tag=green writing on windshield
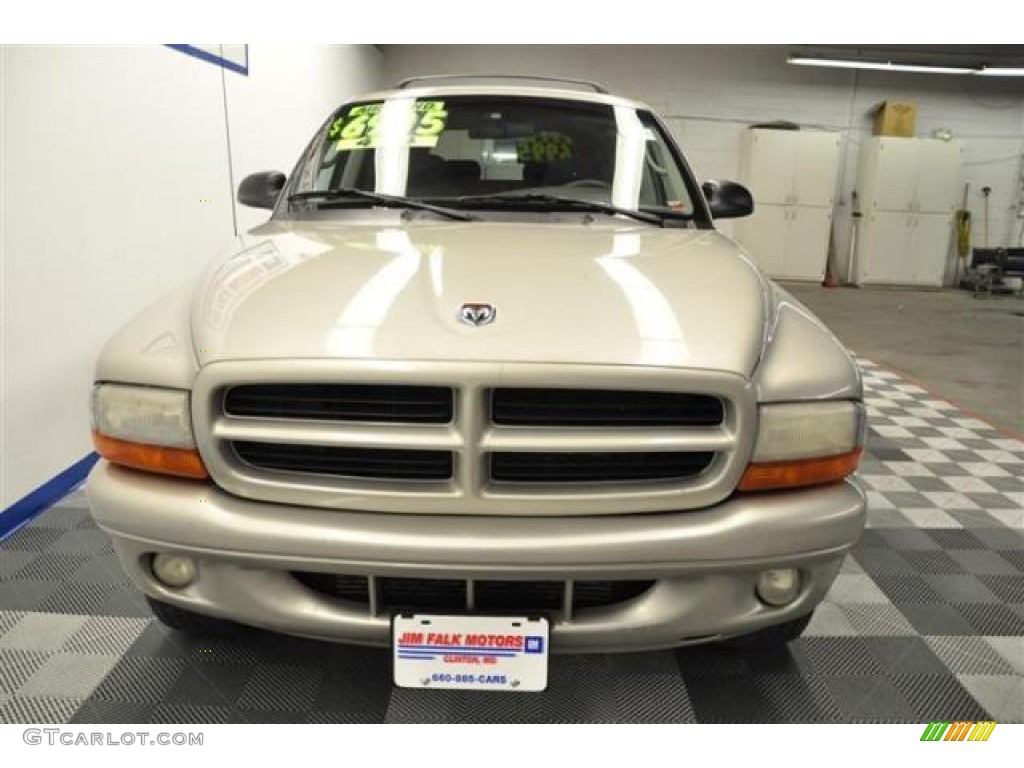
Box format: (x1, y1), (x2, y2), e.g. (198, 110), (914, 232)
(328, 101), (448, 150)
(517, 132), (573, 162)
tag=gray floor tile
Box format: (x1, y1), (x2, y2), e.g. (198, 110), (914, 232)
(839, 603), (917, 637)
(898, 603), (977, 635)
(888, 673), (990, 721)
(949, 549), (1019, 576)
(19, 652), (121, 698)
(0, 610), (27, 637)
(0, 613), (90, 652)
(825, 574), (892, 604)
(862, 637), (951, 676)
(0, 551), (37, 579)
(956, 675), (1024, 723)
(924, 574), (1002, 604)
(0, 649), (51, 694)
(237, 665), (322, 711)
(0, 580), (60, 611)
(805, 602), (860, 636)
(924, 635), (1017, 675)
(62, 616), (151, 655)
(820, 675), (916, 722)
(982, 636), (1024, 675)
(0, 695), (81, 724)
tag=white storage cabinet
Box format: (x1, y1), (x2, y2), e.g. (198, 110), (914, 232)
(852, 137), (962, 287)
(733, 129), (842, 281)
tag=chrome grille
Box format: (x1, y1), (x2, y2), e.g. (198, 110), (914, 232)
(192, 360), (755, 516)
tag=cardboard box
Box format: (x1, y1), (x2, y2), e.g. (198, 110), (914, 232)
(871, 101), (917, 137)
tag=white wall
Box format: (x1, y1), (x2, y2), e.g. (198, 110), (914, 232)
(1, 44), (383, 508)
(383, 45), (1024, 269)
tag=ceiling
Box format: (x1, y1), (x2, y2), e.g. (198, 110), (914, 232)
(793, 45), (1024, 69)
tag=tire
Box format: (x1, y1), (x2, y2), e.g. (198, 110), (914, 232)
(724, 612), (813, 649)
(146, 597), (240, 637)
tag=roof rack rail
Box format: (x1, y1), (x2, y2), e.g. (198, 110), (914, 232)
(396, 74), (609, 95)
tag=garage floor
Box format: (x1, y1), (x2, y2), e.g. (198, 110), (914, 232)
(787, 284), (1024, 435)
(1, 354), (1021, 723)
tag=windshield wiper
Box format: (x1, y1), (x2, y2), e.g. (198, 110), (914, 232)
(444, 193), (667, 226)
(288, 188), (477, 222)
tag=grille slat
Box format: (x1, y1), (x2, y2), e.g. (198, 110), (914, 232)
(492, 388), (724, 427)
(233, 441), (453, 481)
(490, 451), (714, 483)
(294, 573), (655, 613)
(225, 384), (453, 424)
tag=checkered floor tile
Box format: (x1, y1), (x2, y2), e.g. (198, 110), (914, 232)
(1, 359), (1021, 723)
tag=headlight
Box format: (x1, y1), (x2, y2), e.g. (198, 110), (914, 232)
(739, 401), (864, 491)
(91, 384), (207, 478)
(92, 384), (195, 447)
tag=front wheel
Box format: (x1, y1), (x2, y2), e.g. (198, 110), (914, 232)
(725, 612), (813, 648)
(146, 597), (240, 637)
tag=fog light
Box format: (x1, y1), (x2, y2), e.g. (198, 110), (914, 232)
(756, 568), (800, 606)
(152, 554), (197, 588)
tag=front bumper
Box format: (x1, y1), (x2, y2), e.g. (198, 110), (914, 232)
(87, 461), (866, 652)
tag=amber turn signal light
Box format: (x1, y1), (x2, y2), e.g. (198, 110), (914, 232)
(91, 431), (209, 479)
(738, 448), (862, 492)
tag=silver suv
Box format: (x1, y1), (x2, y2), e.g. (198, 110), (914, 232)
(87, 75), (865, 690)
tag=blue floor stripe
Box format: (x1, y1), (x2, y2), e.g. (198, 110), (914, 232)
(0, 453), (100, 540)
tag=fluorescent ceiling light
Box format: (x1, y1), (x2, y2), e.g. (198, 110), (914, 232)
(788, 56), (974, 75)
(977, 66), (1024, 76)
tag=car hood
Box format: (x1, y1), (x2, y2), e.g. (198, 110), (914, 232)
(192, 219), (769, 375)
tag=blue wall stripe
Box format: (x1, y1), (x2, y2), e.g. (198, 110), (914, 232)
(167, 44), (249, 76)
(0, 453), (100, 540)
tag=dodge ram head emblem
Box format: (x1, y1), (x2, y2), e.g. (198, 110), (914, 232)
(458, 302), (497, 327)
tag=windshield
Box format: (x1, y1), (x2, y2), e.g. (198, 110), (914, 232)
(288, 95), (698, 217)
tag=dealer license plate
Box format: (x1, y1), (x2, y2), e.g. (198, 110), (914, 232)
(392, 614), (549, 692)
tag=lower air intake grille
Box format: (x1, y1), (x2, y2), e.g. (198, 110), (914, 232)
(232, 442), (453, 481)
(490, 451), (714, 483)
(294, 574), (655, 614)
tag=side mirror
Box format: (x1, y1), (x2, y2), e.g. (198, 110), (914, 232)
(238, 171), (287, 210)
(702, 180), (754, 219)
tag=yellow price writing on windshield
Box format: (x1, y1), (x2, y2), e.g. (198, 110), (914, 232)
(329, 101), (448, 150)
